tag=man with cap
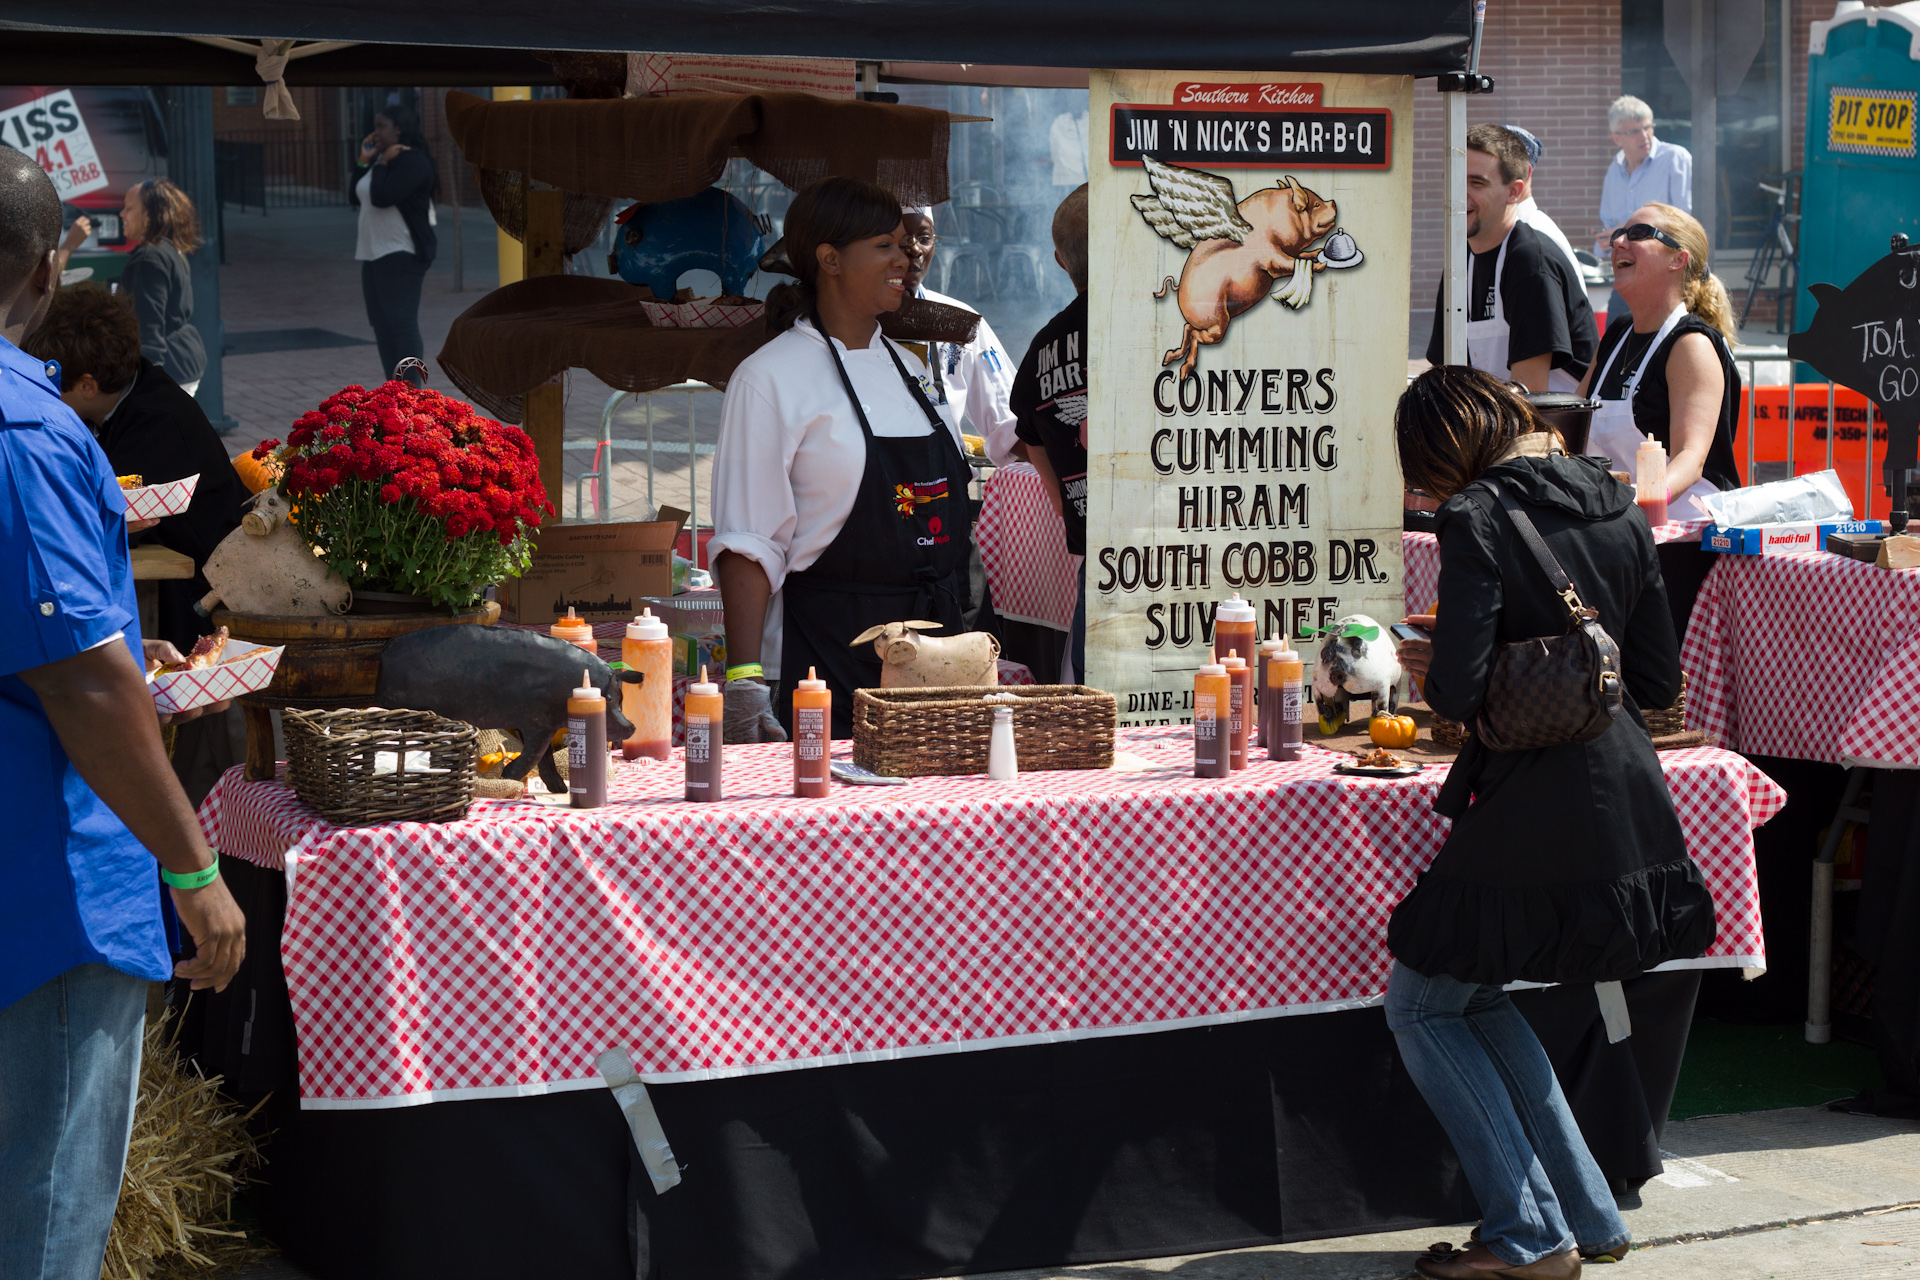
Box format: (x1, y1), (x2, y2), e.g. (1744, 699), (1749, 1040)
(898, 206), (1020, 467)
(1504, 124), (1587, 287)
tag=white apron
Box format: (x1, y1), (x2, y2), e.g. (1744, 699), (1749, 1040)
(1465, 232), (1583, 395)
(1585, 304), (1720, 518)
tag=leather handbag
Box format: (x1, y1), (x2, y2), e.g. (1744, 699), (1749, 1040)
(1469, 478), (1625, 752)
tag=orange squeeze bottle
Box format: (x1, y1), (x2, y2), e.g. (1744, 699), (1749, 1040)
(684, 665), (724, 802)
(791, 667), (831, 798)
(551, 607), (597, 655)
(1223, 650), (1252, 771)
(621, 609), (673, 761)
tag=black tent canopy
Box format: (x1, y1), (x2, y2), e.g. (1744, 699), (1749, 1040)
(0, 0), (1472, 83)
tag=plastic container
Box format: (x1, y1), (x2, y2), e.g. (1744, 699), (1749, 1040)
(621, 609), (673, 761)
(1214, 595), (1257, 686)
(566, 669), (608, 809)
(792, 667), (831, 798)
(1635, 434), (1670, 527)
(1256, 639), (1282, 748)
(987, 706), (1018, 780)
(550, 607), (597, 656)
(1193, 660), (1231, 778)
(1269, 642), (1304, 762)
(1223, 650), (1252, 771)
(684, 666), (723, 802)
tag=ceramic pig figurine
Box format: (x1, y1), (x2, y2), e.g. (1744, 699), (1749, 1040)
(196, 488), (353, 617)
(850, 620), (1002, 689)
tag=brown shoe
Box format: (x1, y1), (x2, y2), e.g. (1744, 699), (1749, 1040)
(1470, 1224), (1631, 1264)
(1415, 1246), (1582, 1279)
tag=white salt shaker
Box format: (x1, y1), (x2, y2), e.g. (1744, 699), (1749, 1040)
(987, 706), (1018, 780)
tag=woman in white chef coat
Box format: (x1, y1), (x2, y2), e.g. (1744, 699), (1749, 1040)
(709, 177), (975, 742)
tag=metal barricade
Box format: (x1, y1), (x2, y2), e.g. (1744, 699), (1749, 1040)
(1731, 344), (1881, 503)
(574, 384), (721, 567)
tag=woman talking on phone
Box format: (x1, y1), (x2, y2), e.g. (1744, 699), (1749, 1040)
(350, 104), (438, 386)
(708, 176), (972, 742)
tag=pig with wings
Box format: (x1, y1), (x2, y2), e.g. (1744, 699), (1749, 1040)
(1131, 155), (1355, 378)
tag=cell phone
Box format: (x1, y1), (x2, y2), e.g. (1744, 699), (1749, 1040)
(829, 760), (908, 786)
(1390, 623), (1432, 643)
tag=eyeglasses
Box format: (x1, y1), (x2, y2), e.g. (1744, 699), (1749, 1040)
(906, 233), (939, 252)
(1608, 223), (1683, 252)
(1612, 123), (1655, 139)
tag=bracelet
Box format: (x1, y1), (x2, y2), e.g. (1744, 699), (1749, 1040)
(161, 852), (219, 891)
(724, 663), (764, 683)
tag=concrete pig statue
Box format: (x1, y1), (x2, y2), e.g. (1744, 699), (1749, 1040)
(197, 488), (353, 617)
(375, 626), (641, 795)
(1131, 155), (1342, 378)
(850, 620), (1002, 689)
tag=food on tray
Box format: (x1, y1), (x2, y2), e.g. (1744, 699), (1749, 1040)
(1353, 746), (1403, 769)
(154, 626), (232, 675)
(117, 474), (143, 489)
(962, 433), (988, 459)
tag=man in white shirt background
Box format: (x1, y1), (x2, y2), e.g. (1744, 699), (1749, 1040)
(898, 205), (1020, 466)
(1595, 95), (1693, 329)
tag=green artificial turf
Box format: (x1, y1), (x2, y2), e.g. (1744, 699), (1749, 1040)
(1670, 1019), (1888, 1120)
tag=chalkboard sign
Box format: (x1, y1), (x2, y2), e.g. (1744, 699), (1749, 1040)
(1788, 236), (1920, 530)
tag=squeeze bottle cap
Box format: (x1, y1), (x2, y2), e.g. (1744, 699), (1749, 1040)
(1217, 594), (1257, 623)
(626, 608), (669, 641)
(689, 664), (719, 697)
(573, 668), (601, 700)
(1258, 638), (1283, 655)
(797, 665), (827, 692)
(1198, 661), (1226, 677)
(1222, 651), (1247, 669)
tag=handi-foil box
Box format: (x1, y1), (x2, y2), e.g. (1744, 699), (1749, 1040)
(499, 516), (685, 624)
(1703, 519), (1887, 556)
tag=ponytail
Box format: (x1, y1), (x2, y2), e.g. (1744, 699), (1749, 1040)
(1642, 201), (1738, 343)
(763, 280), (815, 334)
(759, 175), (903, 336)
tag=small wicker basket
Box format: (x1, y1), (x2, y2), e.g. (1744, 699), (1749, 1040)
(852, 685), (1117, 776)
(1641, 672), (1688, 737)
(1429, 714), (1471, 749)
(283, 708), (479, 826)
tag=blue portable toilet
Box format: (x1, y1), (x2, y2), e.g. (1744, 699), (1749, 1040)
(1800, 1), (1920, 336)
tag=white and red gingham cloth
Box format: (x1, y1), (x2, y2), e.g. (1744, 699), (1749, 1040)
(977, 461), (1080, 632)
(1403, 519), (1711, 617)
(1682, 552), (1920, 768)
(198, 731), (1780, 1109)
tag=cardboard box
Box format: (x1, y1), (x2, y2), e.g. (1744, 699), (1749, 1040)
(1702, 519), (1887, 556)
(500, 517), (684, 624)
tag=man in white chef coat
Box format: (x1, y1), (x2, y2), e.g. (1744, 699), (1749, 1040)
(898, 206), (1020, 466)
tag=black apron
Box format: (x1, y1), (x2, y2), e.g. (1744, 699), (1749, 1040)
(779, 319), (976, 737)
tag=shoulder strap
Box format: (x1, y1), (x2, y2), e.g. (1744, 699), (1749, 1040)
(1473, 477), (1590, 623)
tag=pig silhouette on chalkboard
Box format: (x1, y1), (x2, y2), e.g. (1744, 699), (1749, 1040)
(1131, 155), (1363, 378)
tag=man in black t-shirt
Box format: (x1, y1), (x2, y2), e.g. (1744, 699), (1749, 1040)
(1012, 184), (1090, 677)
(1426, 124), (1596, 392)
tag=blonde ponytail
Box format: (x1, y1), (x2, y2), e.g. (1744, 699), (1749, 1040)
(1642, 202), (1738, 343)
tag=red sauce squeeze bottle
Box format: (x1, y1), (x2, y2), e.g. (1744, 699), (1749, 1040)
(792, 667), (831, 798)
(567, 668), (608, 809)
(1223, 650), (1251, 771)
(1193, 659), (1231, 778)
(684, 665), (723, 802)
(1269, 641), (1304, 762)
(621, 609), (673, 761)
(1214, 594), (1257, 683)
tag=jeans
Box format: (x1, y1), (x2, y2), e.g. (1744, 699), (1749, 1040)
(1384, 962), (1627, 1267)
(361, 251), (429, 386)
(0, 964), (148, 1280)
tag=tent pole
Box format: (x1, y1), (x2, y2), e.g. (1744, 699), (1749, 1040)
(1443, 90), (1469, 367)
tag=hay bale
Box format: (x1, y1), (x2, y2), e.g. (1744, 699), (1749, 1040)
(104, 1011), (270, 1280)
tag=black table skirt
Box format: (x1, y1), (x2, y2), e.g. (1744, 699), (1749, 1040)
(180, 858), (1701, 1280)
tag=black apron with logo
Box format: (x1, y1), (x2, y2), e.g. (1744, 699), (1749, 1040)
(780, 319), (976, 737)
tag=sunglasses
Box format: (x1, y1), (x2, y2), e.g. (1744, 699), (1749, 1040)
(1608, 223), (1683, 251)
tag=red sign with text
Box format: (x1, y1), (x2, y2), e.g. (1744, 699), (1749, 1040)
(1172, 83), (1323, 109)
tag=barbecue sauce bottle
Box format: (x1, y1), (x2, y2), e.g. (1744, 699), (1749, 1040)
(1214, 595), (1257, 681)
(1269, 641), (1304, 762)
(792, 667), (831, 798)
(1256, 639), (1282, 748)
(567, 669), (609, 809)
(1193, 659), (1231, 779)
(1223, 650), (1252, 771)
(684, 665), (723, 802)
(551, 607), (597, 655)
(621, 609), (673, 761)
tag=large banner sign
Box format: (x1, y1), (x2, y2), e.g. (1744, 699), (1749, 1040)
(1086, 70), (1412, 725)
(0, 90), (108, 201)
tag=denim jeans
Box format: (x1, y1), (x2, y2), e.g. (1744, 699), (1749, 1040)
(0, 965), (148, 1280)
(1384, 962), (1627, 1266)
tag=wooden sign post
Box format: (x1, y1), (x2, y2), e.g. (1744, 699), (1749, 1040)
(1085, 71), (1413, 725)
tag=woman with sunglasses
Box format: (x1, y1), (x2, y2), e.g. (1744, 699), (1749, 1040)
(117, 178), (206, 396)
(1578, 204), (1741, 518)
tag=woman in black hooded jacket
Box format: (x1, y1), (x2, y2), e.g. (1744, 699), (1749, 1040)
(1386, 368), (1715, 1280)
(350, 104), (438, 387)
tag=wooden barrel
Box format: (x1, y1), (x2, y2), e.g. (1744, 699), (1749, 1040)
(215, 602), (500, 779)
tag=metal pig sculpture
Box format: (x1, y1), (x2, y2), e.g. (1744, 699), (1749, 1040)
(1131, 155), (1348, 378)
(375, 626), (641, 796)
(611, 187), (768, 299)
(1788, 234), (1920, 532)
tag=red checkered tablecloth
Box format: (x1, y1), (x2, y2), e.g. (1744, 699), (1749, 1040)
(1403, 520), (1711, 617)
(1681, 552), (1920, 768)
(977, 461), (1079, 631)
(198, 732), (1778, 1109)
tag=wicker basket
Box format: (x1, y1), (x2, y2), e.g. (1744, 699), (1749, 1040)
(1642, 672), (1688, 737)
(283, 708), (479, 826)
(1429, 714), (1471, 749)
(852, 685), (1116, 776)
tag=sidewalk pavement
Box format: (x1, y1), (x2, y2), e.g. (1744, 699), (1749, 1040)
(229, 1103), (1919, 1279)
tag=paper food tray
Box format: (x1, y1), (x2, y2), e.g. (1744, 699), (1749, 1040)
(151, 643), (283, 714)
(123, 473), (199, 522)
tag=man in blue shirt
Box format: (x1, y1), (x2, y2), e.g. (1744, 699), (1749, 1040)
(0, 148), (245, 1280)
(1594, 95), (1694, 329)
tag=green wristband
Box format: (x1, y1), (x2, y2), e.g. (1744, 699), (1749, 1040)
(161, 852), (219, 891)
(725, 663), (764, 682)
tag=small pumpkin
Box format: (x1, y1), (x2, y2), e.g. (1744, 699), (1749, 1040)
(1369, 711), (1417, 749)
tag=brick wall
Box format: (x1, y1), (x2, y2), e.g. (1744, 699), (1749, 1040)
(1409, 0), (1623, 315)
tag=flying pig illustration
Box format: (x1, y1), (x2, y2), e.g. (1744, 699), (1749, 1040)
(1131, 155), (1360, 378)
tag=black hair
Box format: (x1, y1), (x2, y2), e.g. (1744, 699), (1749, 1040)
(0, 146), (62, 292)
(763, 176), (906, 334)
(374, 104), (439, 199)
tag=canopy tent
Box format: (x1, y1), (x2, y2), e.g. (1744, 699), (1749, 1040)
(0, 1), (1473, 82)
